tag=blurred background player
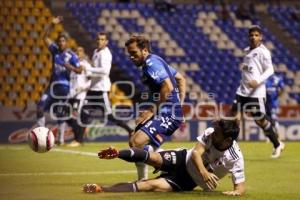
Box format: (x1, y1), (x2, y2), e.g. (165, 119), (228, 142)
(77, 32), (133, 139)
(230, 25), (284, 158)
(36, 16), (82, 145)
(85, 119), (245, 196)
(125, 34), (186, 180)
(67, 46), (91, 147)
(265, 73), (285, 133)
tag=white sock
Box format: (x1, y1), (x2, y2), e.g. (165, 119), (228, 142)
(135, 162), (148, 180)
(37, 116), (45, 127)
(135, 145), (159, 180)
(58, 122), (66, 144)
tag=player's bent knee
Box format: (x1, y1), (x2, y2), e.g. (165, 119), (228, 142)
(129, 135), (146, 149)
(255, 117), (268, 128)
(130, 139), (143, 148)
(146, 152), (163, 167)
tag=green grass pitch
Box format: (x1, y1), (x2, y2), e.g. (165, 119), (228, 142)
(0, 142), (299, 200)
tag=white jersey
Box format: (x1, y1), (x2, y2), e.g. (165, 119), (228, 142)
(186, 128), (245, 190)
(236, 44), (274, 98)
(70, 59), (91, 100)
(87, 47), (112, 92)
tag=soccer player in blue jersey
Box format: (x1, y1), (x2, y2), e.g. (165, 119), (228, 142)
(265, 74), (284, 132)
(125, 34), (186, 180)
(36, 16), (82, 145)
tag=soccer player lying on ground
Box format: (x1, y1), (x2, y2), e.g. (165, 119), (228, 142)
(83, 119), (246, 196)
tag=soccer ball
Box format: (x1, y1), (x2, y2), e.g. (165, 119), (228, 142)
(28, 127), (55, 153)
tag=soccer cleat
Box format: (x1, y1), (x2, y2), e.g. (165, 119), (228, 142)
(67, 140), (82, 147)
(98, 147), (119, 159)
(83, 184), (102, 193)
(271, 141), (285, 159)
(55, 141), (65, 146)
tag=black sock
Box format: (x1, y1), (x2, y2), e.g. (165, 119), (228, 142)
(263, 121), (280, 148)
(108, 114), (133, 134)
(102, 182), (138, 192)
(68, 119), (84, 143)
(118, 148), (149, 163)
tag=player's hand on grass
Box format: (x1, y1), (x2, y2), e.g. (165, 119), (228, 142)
(202, 171), (219, 190)
(52, 16), (63, 24)
(135, 110), (153, 125)
(222, 190), (242, 196)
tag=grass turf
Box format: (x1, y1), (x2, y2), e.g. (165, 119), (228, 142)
(0, 142), (299, 200)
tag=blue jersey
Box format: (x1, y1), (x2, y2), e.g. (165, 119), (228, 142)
(49, 43), (80, 87)
(266, 74), (284, 109)
(139, 54), (183, 146)
(142, 54), (181, 116)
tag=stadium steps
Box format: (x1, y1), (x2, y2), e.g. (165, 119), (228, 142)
(46, 0), (142, 102)
(0, 0), (77, 107)
(45, 0), (94, 56)
(257, 10), (300, 62)
(43, 0), (135, 106)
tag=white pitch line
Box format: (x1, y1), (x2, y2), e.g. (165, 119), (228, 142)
(0, 146), (25, 150)
(52, 148), (98, 157)
(0, 170), (136, 177)
(0, 148), (135, 177)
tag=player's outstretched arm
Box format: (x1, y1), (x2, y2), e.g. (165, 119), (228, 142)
(191, 142), (219, 190)
(131, 78), (173, 126)
(150, 78), (174, 115)
(43, 16), (62, 46)
(223, 182), (246, 196)
(175, 72), (186, 104)
(63, 63), (83, 74)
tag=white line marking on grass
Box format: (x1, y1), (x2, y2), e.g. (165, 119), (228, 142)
(52, 148), (98, 157)
(0, 146), (25, 150)
(0, 148), (135, 177)
(0, 170), (136, 177)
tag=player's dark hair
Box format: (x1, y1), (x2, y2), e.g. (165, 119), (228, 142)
(125, 34), (151, 52)
(249, 25), (262, 35)
(56, 32), (69, 42)
(213, 119), (240, 140)
(97, 32), (109, 40)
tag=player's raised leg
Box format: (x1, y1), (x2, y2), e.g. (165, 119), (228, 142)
(98, 146), (163, 168)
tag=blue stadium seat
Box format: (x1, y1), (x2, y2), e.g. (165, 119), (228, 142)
(65, 2), (300, 103)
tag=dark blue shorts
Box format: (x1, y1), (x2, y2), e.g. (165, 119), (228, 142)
(37, 85), (69, 114)
(158, 149), (197, 191)
(138, 113), (182, 147)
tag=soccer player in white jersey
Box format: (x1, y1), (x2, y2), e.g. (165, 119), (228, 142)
(231, 26), (284, 158)
(77, 32), (133, 139)
(67, 47), (91, 147)
(83, 119), (246, 196)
